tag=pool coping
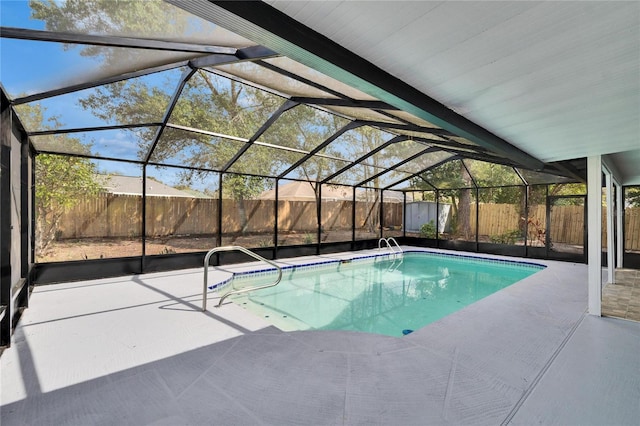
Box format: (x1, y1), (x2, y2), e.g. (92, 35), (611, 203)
(207, 247), (547, 291)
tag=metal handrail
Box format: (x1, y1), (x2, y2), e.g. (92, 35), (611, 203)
(378, 237), (391, 251)
(202, 246), (282, 310)
(378, 237), (403, 255)
(386, 237), (403, 254)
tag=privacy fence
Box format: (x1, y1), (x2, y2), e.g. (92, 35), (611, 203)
(56, 194), (402, 239)
(469, 203), (638, 249)
(470, 204), (585, 246)
(55, 194), (640, 250)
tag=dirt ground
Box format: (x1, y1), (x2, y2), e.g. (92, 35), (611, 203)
(38, 231), (588, 263)
(38, 231), (383, 262)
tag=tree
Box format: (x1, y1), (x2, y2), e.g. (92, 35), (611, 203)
(626, 187), (640, 207)
(16, 103), (103, 255)
(29, 0), (221, 65)
(338, 127), (394, 233)
(414, 159), (474, 239)
(270, 105), (348, 238)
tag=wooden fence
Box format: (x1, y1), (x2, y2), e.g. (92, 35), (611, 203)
(624, 206), (640, 251)
(467, 203), (638, 249)
(57, 194), (402, 238)
(470, 204), (585, 245)
(55, 194), (640, 250)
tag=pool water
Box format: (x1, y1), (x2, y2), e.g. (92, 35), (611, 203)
(228, 252), (543, 337)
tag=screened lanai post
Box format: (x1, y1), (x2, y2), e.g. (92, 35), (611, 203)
(217, 173), (223, 248)
(141, 165), (147, 266)
(274, 178), (279, 257)
(604, 168), (615, 284)
(587, 155), (602, 316)
(403, 192), (407, 238)
(545, 189), (551, 258)
(616, 182), (623, 268)
(378, 191), (384, 238)
(317, 184), (322, 254)
(514, 167), (528, 251)
(524, 185), (530, 256)
(30, 142), (36, 268)
(436, 190), (440, 246)
(0, 98), (11, 347)
(475, 187), (480, 251)
(352, 187), (356, 247)
(18, 131), (28, 285)
(379, 190), (384, 240)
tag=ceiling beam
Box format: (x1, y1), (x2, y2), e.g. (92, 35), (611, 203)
(11, 61), (189, 105)
(357, 121), (455, 137)
(277, 121), (363, 179)
(144, 68), (198, 164)
(166, 0), (545, 171)
(357, 147), (439, 187)
(0, 26), (236, 54)
(383, 156), (459, 191)
(221, 99), (299, 172)
(289, 97), (396, 110)
(320, 135), (406, 184)
(27, 123), (163, 136)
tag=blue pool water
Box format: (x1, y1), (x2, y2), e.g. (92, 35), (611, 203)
(227, 252), (544, 337)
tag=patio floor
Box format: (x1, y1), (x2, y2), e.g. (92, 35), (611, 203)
(1, 248), (639, 425)
(602, 268), (640, 322)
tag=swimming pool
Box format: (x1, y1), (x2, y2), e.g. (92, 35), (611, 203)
(220, 251), (544, 337)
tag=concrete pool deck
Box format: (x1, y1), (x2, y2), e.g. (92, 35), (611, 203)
(1, 248), (639, 425)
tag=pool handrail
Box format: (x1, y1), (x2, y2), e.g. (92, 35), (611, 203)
(202, 245), (282, 310)
(386, 237), (403, 254)
(378, 237), (403, 256)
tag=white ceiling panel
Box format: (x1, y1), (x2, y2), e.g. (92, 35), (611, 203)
(607, 150), (640, 185)
(267, 0), (640, 184)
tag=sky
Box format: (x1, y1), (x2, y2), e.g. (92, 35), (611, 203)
(1, 2), (300, 189)
(1, 1), (246, 188)
(0, 1), (416, 192)
(0, 0), (88, 95)
(0, 1), (170, 180)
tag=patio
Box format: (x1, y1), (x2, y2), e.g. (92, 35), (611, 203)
(1, 2), (640, 424)
(2, 249), (639, 425)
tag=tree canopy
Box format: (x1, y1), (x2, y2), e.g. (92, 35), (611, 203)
(17, 102), (103, 255)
